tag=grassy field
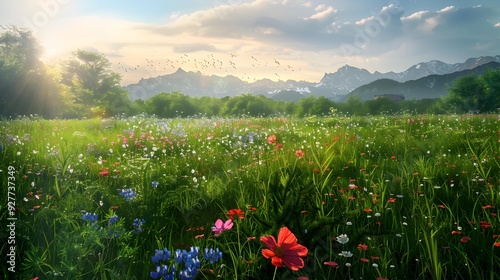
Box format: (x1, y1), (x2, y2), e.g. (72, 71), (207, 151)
(1, 114), (499, 280)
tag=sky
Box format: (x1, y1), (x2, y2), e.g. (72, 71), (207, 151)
(1, 0), (500, 85)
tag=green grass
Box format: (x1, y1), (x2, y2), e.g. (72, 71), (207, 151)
(1, 114), (499, 280)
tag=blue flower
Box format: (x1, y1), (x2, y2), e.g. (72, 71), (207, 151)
(150, 264), (175, 280)
(82, 212), (98, 223)
(108, 215), (118, 226)
(178, 267), (198, 280)
(152, 248), (171, 264)
(152, 181), (159, 188)
(203, 248), (223, 264)
(133, 218), (145, 234)
(119, 188), (137, 201)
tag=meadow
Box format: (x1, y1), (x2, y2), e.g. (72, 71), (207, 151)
(1, 113), (499, 280)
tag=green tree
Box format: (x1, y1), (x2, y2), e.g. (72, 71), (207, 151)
(63, 49), (129, 117)
(443, 74), (488, 113)
(0, 26), (64, 118)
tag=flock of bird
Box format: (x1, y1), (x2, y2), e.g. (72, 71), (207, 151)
(114, 52), (302, 82)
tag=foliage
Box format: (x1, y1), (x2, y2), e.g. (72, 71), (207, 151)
(443, 69), (500, 113)
(0, 26), (65, 118)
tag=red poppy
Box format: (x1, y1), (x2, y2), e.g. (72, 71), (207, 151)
(494, 242), (500, 247)
(480, 221), (491, 229)
(388, 197), (396, 203)
(460, 236), (471, 243)
(226, 208), (245, 220)
(324, 261), (339, 268)
(99, 169), (109, 177)
(261, 227), (308, 271)
(360, 257), (369, 263)
(482, 205), (495, 210)
(357, 244), (369, 250)
(267, 135), (278, 145)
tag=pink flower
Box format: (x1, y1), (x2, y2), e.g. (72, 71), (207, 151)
(295, 150), (305, 158)
(212, 219), (233, 236)
(261, 227), (308, 271)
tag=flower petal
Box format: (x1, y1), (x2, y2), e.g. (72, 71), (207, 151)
(277, 226), (297, 246)
(262, 248), (276, 259)
(261, 235), (277, 250)
(282, 243), (308, 257)
(271, 256), (284, 268)
(214, 219), (223, 229)
(281, 254), (305, 270)
(224, 219), (234, 230)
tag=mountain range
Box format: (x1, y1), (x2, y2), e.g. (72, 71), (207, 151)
(125, 55), (500, 102)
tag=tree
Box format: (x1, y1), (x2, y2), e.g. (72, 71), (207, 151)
(63, 49), (128, 117)
(0, 26), (64, 118)
(443, 74), (488, 113)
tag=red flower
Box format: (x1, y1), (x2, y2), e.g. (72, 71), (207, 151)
(295, 150), (305, 158)
(388, 197), (396, 203)
(261, 227), (308, 271)
(460, 236), (471, 243)
(99, 169), (109, 177)
(226, 208), (245, 220)
(494, 242), (500, 247)
(360, 257), (369, 263)
(357, 244), (369, 250)
(324, 261), (339, 268)
(480, 221), (491, 229)
(267, 135), (278, 145)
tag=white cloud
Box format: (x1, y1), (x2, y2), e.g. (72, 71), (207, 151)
(309, 6), (336, 20)
(401, 11), (429, 21)
(438, 6), (455, 13)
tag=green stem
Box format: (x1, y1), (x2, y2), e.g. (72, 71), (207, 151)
(272, 266), (278, 280)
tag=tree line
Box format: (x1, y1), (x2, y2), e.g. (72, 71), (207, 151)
(1, 26), (499, 119)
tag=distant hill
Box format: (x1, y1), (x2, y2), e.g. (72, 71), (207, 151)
(124, 55), (500, 102)
(341, 61), (500, 102)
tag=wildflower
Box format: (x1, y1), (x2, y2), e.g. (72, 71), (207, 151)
(357, 244), (369, 251)
(460, 236), (471, 243)
(295, 150), (305, 158)
(388, 197), (396, 203)
(119, 188), (137, 201)
(324, 261), (339, 268)
(99, 169), (109, 177)
(152, 248), (171, 264)
(133, 218), (145, 234)
(360, 257), (369, 263)
(212, 219), (233, 236)
(82, 212), (98, 223)
(152, 181), (159, 188)
(261, 226), (308, 271)
(267, 135), (278, 145)
(336, 234), (349, 244)
(150, 264), (175, 279)
(494, 242), (500, 247)
(338, 251), (353, 258)
(203, 248), (223, 264)
(226, 208), (245, 220)
(108, 215), (118, 226)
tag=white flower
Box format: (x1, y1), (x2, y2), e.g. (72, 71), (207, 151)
(345, 262), (351, 267)
(346, 221), (352, 226)
(337, 234), (349, 244)
(339, 251), (353, 257)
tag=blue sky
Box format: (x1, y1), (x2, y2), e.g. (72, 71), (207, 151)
(1, 0), (499, 85)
